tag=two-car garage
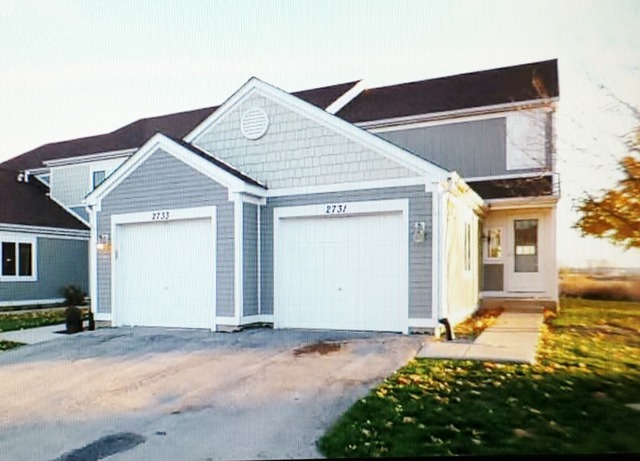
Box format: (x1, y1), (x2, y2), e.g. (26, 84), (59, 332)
(109, 199), (409, 333)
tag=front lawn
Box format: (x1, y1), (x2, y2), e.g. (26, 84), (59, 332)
(318, 297), (640, 456)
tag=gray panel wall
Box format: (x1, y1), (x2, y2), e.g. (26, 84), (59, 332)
(243, 203), (259, 316)
(377, 117), (550, 178)
(261, 186), (433, 319)
(483, 264), (504, 291)
(0, 237), (88, 303)
(96, 148), (235, 316)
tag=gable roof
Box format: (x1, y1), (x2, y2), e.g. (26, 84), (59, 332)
(85, 133), (267, 208)
(3, 81), (362, 172)
(167, 135), (266, 188)
(184, 77), (449, 179)
(0, 169), (88, 230)
(336, 59), (559, 123)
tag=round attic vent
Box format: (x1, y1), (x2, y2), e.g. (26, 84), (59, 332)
(240, 108), (269, 140)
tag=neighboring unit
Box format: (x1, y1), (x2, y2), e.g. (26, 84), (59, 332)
(0, 169), (89, 307)
(1, 59), (559, 333)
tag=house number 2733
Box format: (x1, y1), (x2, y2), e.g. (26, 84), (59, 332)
(151, 211), (170, 221)
(325, 204), (347, 214)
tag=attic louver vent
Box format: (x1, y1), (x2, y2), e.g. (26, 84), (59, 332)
(240, 108), (269, 140)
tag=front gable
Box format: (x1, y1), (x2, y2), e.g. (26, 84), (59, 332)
(187, 79), (447, 190)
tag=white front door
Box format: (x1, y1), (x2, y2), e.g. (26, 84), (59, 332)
(506, 214), (544, 292)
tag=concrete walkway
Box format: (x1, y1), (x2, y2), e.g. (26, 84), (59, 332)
(0, 324), (67, 344)
(416, 311), (544, 364)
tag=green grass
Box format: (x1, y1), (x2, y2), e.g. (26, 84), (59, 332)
(318, 297), (640, 456)
(0, 308), (67, 333)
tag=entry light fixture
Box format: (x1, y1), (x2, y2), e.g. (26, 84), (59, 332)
(96, 234), (111, 252)
(413, 222), (426, 243)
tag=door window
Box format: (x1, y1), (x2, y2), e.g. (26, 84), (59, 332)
(514, 219), (538, 272)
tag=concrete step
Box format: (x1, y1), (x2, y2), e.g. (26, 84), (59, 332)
(480, 298), (555, 313)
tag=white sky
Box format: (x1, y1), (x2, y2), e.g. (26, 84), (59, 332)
(1, 0), (639, 268)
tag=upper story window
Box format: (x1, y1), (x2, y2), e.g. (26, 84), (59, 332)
(92, 170), (106, 189)
(1, 236), (36, 282)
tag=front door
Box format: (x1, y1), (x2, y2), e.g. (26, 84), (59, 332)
(507, 215), (544, 292)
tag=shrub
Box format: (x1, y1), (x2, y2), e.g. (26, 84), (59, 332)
(61, 285), (87, 306)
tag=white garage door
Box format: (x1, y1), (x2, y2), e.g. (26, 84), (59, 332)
(114, 216), (216, 329)
(275, 210), (405, 332)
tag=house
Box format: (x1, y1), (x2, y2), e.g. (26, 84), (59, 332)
(0, 168), (89, 307)
(1, 59), (559, 333)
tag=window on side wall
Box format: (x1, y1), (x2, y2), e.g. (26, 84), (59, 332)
(92, 170), (106, 189)
(464, 222), (472, 272)
(1, 237), (36, 281)
(485, 228), (503, 260)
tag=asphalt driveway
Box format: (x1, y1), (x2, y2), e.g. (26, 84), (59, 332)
(0, 326), (424, 461)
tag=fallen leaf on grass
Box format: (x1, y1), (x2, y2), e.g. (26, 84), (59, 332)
(513, 428), (533, 438)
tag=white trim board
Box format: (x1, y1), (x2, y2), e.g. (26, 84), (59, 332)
(0, 298), (65, 308)
(358, 98), (558, 131)
(325, 80), (366, 114)
(45, 193), (91, 228)
(0, 224), (89, 240)
(485, 196), (558, 210)
(267, 176), (434, 197)
(43, 148), (136, 167)
(184, 77), (448, 180)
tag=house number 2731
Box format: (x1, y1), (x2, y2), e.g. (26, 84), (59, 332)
(325, 204), (347, 214)
(152, 211), (170, 221)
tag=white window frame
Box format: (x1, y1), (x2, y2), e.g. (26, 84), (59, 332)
(484, 226), (504, 262)
(0, 234), (37, 282)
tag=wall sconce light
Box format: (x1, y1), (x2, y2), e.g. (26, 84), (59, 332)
(413, 222), (425, 243)
(96, 234), (111, 252)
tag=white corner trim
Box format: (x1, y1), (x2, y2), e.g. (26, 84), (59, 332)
(43, 148), (136, 167)
(465, 171), (554, 182)
(325, 80), (366, 114)
(233, 197), (244, 326)
(0, 298), (65, 307)
(257, 205), (262, 316)
(89, 206), (98, 315)
(84, 133), (266, 208)
(184, 78), (448, 179)
(431, 185), (441, 324)
(359, 97), (558, 131)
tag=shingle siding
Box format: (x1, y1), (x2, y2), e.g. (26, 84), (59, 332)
(193, 92), (418, 189)
(260, 186), (433, 319)
(95, 148), (235, 316)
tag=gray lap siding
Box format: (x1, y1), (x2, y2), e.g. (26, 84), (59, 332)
(95, 148), (235, 316)
(0, 237), (88, 304)
(261, 186), (433, 319)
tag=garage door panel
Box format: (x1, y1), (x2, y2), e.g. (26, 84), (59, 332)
(115, 217), (216, 329)
(275, 211), (405, 332)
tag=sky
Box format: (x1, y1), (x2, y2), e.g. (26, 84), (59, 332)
(1, 0), (639, 268)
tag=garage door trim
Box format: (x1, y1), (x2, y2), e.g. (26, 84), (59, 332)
(111, 206), (217, 329)
(273, 198), (409, 333)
